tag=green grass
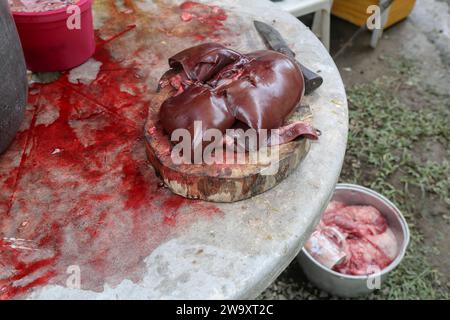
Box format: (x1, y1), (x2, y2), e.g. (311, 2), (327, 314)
(344, 78), (449, 202)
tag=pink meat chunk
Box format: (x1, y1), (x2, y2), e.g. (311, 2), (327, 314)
(334, 238), (393, 275)
(323, 205), (387, 237)
(324, 200), (346, 214)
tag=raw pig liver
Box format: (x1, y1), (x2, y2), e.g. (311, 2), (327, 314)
(159, 43), (318, 149)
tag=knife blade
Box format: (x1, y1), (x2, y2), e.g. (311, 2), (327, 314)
(254, 20), (323, 95)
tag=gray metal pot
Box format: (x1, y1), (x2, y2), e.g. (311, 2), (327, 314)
(0, 0), (28, 154)
(298, 183), (410, 298)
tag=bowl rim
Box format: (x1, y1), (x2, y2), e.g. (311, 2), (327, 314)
(301, 183), (410, 280)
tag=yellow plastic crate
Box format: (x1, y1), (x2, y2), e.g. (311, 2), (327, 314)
(332, 0), (416, 28)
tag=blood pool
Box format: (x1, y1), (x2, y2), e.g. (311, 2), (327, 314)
(8, 0), (78, 12)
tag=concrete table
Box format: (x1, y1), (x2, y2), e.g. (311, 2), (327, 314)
(0, 0), (347, 299)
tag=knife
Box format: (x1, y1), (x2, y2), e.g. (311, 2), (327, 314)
(254, 20), (323, 95)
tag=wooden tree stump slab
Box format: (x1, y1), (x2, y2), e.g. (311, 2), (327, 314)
(144, 86), (314, 202)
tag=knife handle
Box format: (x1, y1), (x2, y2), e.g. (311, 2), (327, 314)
(299, 63), (323, 95)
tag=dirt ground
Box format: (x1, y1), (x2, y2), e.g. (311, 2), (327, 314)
(260, 0), (449, 300)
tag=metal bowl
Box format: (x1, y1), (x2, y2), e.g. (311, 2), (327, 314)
(297, 183), (410, 298)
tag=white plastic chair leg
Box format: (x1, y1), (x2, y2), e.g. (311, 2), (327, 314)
(321, 8), (331, 50)
(312, 9), (323, 36)
(370, 0), (391, 48)
(312, 8), (331, 51)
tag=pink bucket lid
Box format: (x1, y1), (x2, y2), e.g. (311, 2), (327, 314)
(12, 0), (92, 23)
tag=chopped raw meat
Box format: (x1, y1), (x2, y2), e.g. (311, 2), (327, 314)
(335, 238), (392, 275)
(367, 227), (398, 260)
(305, 201), (398, 276)
(323, 205), (387, 237)
(324, 200), (346, 214)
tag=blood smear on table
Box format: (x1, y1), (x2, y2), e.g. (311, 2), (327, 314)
(0, 0), (229, 299)
(8, 0), (78, 12)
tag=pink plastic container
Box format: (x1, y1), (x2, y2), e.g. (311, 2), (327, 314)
(11, 0), (95, 72)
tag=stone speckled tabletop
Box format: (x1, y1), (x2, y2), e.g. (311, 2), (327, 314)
(0, 0), (347, 299)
